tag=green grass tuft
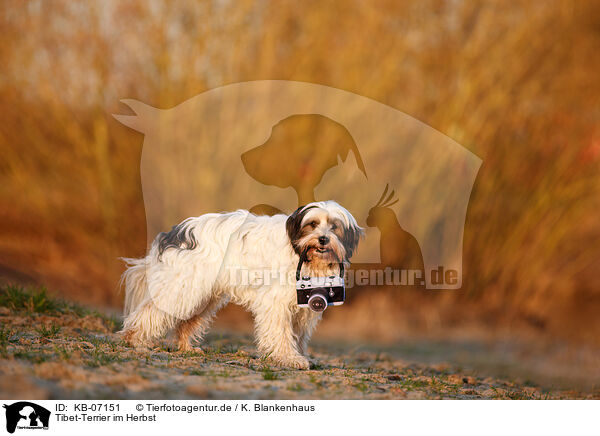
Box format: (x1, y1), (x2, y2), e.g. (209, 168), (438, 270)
(353, 382), (368, 392)
(262, 367), (279, 380)
(36, 323), (61, 338)
(84, 348), (124, 367)
(53, 345), (72, 360)
(180, 350), (204, 358)
(13, 350), (50, 364)
(309, 374), (325, 388)
(0, 326), (13, 356)
(287, 383), (304, 391)
(0, 284), (122, 332)
(0, 284), (58, 313)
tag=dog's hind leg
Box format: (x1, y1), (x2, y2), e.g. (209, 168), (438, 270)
(176, 296), (228, 352)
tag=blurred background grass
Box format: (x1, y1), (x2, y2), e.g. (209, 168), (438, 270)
(1, 0), (599, 345)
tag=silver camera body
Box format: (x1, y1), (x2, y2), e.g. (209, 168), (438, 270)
(296, 275), (346, 312)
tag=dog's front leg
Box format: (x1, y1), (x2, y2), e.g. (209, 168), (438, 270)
(253, 300), (310, 370)
(293, 309), (322, 357)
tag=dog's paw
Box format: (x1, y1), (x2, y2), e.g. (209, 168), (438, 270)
(178, 344), (204, 355)
(120, 329), (149, 349)
(271, 354), (310, 370)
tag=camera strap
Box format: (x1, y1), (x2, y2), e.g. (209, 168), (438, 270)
(296, 247), (345, 281)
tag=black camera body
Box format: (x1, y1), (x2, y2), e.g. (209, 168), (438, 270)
(296, 275), (345, 312)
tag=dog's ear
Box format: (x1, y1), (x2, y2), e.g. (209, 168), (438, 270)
(286, 205), (316, 253)
(342, 224), (364, 260)
(286, 206), (304, 243)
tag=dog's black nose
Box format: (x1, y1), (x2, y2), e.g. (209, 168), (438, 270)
(318, 236), (330, 245)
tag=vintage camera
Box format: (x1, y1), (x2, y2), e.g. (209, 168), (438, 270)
(295, 250), (346, 312)
(296, 275), (345, 312)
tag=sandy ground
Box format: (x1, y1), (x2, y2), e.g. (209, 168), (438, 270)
(1, 307), (598, 400)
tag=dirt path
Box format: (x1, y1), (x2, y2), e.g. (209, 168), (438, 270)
(0, 287), (598, 400)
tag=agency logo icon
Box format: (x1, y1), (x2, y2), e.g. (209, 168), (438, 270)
(2, 402), (50, 434)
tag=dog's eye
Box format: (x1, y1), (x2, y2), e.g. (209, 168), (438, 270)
(331, 223), (337, 230)
(308, 221), (318, 228)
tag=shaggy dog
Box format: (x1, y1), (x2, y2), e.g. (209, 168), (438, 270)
(120, 201), (363, 369)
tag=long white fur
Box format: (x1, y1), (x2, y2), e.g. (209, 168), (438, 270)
(120, 201), (360, 369)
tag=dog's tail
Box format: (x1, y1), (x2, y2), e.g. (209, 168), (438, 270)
(120, 257), (149, 316)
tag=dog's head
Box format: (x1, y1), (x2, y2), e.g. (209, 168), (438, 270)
(286, 201), (364, 264)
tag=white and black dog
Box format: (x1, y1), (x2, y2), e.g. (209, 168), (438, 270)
(120, 201), (363, 369)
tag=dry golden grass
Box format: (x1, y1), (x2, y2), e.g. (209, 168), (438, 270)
(0, 1), (599, 344)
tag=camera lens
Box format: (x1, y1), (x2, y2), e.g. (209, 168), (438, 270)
(308, 289), (328, 312)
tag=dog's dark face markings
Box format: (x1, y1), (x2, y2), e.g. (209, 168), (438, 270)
(286, 205), (317, 255)
(340, 222), (361, 259)
(286, 203), (363, 263)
